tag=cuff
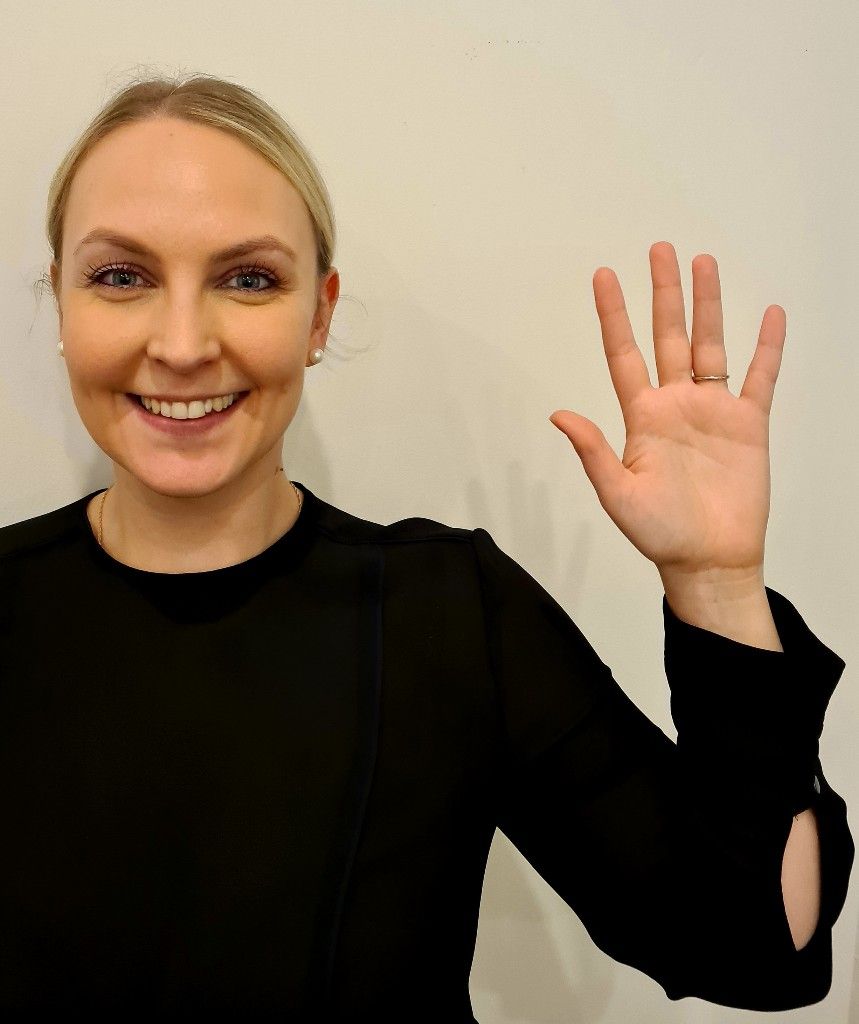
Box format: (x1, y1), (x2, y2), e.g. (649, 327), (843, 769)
(662, 586), (846, 818)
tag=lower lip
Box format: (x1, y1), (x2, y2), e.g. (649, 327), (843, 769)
(126, 392), (249, 437)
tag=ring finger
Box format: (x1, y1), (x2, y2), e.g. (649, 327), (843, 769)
(690, 252), (729, 389)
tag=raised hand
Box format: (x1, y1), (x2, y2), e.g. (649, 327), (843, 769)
(549, 241), (786, 579)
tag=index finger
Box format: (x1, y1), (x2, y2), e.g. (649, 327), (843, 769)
(593, 266), (654, 423)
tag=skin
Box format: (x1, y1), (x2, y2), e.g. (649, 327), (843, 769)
(50, 115), (340, 573)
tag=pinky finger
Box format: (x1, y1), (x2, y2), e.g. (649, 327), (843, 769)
(740, 305), (786, 415)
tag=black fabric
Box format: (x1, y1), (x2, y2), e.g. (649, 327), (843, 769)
(0, 482), (851, 1019)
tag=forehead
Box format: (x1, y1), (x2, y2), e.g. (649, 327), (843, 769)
(64, 117), (314, 257)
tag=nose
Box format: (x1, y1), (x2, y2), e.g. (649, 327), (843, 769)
(144, 295), (221, 372)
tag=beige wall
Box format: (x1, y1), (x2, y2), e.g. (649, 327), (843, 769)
(2, 2), (856, 1021)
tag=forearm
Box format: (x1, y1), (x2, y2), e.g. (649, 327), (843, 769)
(660, 566), (821, 951)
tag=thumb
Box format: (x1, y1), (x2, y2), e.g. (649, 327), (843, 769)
(549, 410), (628, 514)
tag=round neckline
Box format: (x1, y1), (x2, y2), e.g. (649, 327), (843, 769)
(79, 479), (320, 584)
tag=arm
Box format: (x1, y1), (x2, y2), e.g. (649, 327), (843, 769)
(659, 566), (820, 952)
(474, 527), (854, 1010)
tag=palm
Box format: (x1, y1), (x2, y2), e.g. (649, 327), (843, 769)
(550, 242), (785, 577)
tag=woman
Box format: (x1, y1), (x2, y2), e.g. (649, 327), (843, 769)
(0, 73), (852, 1019)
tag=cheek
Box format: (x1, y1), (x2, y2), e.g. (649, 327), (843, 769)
(240, 336), (307, 383)
(65, 349), (129, 399)
(62, 307), (138, 385)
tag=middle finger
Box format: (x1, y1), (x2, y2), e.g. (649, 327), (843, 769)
(650, 241), (691, 386)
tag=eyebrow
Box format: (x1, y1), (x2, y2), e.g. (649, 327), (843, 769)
(72, 229), (298, 264)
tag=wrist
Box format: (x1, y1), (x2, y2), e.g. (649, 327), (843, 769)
(659, 564), (783, 651)
(658, 563), (767, 603)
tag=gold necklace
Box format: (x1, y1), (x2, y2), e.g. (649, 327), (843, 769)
(96, 469), (303, 550)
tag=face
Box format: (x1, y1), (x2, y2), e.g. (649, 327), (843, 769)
(51, 115), (339, 498)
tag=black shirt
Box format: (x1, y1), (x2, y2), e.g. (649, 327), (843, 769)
(0, 482), (852, 1019)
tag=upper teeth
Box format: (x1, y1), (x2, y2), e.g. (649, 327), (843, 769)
(140, 393), (239, 419)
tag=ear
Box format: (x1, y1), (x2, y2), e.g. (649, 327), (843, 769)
(312, 267), (340, 345)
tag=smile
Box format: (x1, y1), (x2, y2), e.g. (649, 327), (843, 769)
(125, 391), (250, 437)
(135, 391), (244, 419)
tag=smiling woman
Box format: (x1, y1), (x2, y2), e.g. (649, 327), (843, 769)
(38, 73), (340, 575)
(2, 69), (852, 1022)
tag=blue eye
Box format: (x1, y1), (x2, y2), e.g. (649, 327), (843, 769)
(85, 264), (142, 289)
(225, 266), (280, 291)
(84, 262), (283, 292)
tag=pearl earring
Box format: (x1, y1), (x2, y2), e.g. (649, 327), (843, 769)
(57, 340), (64, 357)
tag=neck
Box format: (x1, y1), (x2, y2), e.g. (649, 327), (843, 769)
(89, 467), (302, 573)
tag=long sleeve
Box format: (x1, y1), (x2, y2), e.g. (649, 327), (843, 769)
(472, 527), (853, 1011)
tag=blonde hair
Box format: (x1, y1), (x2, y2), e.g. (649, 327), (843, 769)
(38, 69), (336, 300)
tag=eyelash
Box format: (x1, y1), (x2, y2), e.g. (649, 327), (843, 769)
(83, 260), (284, 293)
